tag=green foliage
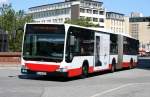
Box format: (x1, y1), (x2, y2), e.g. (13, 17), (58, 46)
(64, 18), (99, 27)
(0, 4), (33, 52)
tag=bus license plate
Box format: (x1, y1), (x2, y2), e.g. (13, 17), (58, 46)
(37, 72), (47, 75)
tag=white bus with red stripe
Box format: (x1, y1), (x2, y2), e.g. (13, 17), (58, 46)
(21, 23), (139, 78)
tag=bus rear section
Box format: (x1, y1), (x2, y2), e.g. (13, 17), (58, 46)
(21, 24), (69, 77)
(117, 35), (139, 69)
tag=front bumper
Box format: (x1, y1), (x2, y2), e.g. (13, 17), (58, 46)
(21, 68), (36, 74)
(21, 67), (68, 77)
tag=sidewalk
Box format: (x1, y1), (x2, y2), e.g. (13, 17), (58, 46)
(0, 62), (20, 70)
(0, 66), (20, 70)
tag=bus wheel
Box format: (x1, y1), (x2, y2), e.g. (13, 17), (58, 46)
(111, 58), (116, 72)
(80, 65), (89, 78)
(129, 58), (133, 69)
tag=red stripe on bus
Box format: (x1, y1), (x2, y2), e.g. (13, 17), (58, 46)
(122, 62), (130, 68)
(122, 62), (138, 68)
(88, 66), (94, 73)
(68, 68), (82, 77)
(68, 66), (94, 77)
(109, 64), (112, 70)
(26, 63), (60, 72)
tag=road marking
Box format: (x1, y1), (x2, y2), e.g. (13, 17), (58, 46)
(90, 83), (150, 97)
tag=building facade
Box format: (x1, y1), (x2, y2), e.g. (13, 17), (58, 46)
(105, 12), (129, 34)
(28, 0), (105, 28)
(129, 17), (150, 52)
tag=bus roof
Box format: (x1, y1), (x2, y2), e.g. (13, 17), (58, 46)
(26, 23), (137, 40)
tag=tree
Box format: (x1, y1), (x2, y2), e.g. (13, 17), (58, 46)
(65, 18), (99, 27)
(0, 4), (33, 52)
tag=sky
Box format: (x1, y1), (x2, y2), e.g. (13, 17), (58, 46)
(0, 0), (149, 16)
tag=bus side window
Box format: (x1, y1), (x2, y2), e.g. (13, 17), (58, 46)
(65, 26), (94, 62)
(110, 34), (118, 54)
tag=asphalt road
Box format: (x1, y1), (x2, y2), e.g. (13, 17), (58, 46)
(0, 59), (150, 97)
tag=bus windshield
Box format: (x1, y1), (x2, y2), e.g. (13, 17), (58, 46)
(23, 24), (65, 62)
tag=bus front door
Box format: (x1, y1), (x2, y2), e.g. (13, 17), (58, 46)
(94, 33), (110, 71)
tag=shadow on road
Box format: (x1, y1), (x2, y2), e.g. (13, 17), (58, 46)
(18, 69), (128, 82)
(18, 74), (100, 82)
(18, 71), (111, 82)
(18, 74), (72, 82)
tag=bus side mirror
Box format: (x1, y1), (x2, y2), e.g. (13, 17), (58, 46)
(70, 35), (75, 46)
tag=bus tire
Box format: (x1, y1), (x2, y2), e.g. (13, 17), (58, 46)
(111, 58), (116, 72)
(80, 61), (89, 78)
(129, 58), (134, 69)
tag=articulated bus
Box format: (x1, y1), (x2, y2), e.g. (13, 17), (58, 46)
(21, 23), (139, 78)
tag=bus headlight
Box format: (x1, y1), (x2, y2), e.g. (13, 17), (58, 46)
(21, 65), (28, 73)
(21, 65), (28, 70)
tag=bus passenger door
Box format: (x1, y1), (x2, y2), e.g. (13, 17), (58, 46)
(94, 33), (110, 71)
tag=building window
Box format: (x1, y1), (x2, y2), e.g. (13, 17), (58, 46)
(58, 18), (63, 23)
(87, 9), (92, 14)
(65, 8), (70, 14)
(46, 12), (49, 17)
(80, 8), (85, 13)
(93, 10), (98, 14)
(92, 2), (97, 8)
(48, 11), (51, 16)
(99, 11), (104, 15)
(65, 18), (70, 21)
(111, 20), (114, 26)
(131, 24), (139, 39)
(107, 14), (110, 18)
(93, 18), (98, 22)
(99, 18), (104, 22)
(60, 9), (64, 14)
(100, 26), (104, 28)
(87, 17), (92, 21)
(85, 2), (91, 6)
